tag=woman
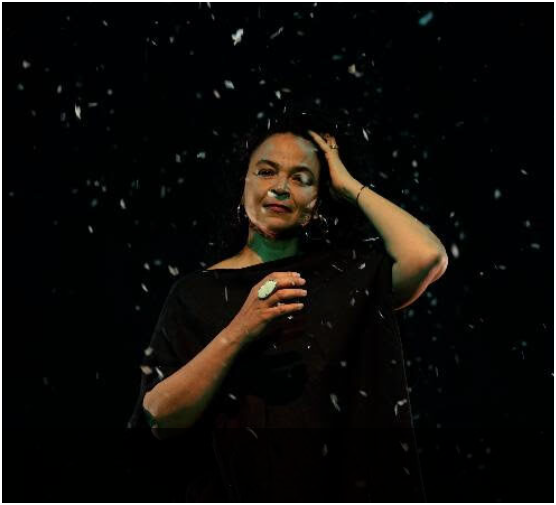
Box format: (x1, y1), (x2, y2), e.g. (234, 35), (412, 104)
(128, 109), (447, 502)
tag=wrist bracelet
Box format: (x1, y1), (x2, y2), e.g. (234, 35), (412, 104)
(355, 184), (367, 208)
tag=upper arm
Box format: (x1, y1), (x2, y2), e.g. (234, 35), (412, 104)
(391, 253), (448, 311)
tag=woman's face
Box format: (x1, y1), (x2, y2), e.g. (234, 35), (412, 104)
(243, 133), (321, 234)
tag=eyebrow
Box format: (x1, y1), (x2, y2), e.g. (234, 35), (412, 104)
(255, 159), (316, 178)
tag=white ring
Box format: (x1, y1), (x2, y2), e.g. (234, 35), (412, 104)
(258, 279), (277, 300)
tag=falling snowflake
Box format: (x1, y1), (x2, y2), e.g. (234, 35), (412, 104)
(362, 128), (370, 141)
(330, 393), (341, 412)
(144, 346), (154, 356)
(141, 283), (149, 293)
(228, 393), (237, 401)
(120, 198), (126, 210)
(347, 64), (363, 78)
(224, 285), (228, 302)
(400, 441), (410, 452)
(418, 11), (434, 27)
(358, 262), (366, 270)
(231, 28), (244, 45)
(197, 151), (206, 159)
(22, 60), (31, 69)
(359, 390), (368, 398)
(74, 104), (82, 120)
(246, 427), (258, 439)
(269, 26), (284, 39)
(322, 444), (328, 456)
(168, 265), (179, 276)
(394, 399), (408, 416)
(140, 365), (153, 375)
(224, 80), (235, 89)
(155, 367), (164, 380)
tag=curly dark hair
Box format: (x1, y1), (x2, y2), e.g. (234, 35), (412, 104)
(204, 100), (378, 264)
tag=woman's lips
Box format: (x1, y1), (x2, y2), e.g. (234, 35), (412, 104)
(264, 205), (292, 213)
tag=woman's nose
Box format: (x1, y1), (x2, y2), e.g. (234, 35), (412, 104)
(269, 186), (290, 199)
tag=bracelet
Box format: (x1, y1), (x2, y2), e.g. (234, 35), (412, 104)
(355, 184), (367, 208)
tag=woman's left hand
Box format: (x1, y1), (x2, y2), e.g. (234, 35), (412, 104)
(307, 130), (358, 204)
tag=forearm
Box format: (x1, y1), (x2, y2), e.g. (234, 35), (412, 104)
(143, 324), (246, 435)
(342, 177), (447, 263)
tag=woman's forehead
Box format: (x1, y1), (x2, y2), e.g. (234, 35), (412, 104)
(252, 133), (320, 169)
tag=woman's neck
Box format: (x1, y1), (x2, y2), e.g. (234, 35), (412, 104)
(239, 220), (302, 264)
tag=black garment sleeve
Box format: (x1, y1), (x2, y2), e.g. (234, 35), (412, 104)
(126, 279), (208, 433)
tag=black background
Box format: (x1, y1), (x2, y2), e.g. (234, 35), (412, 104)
(3, 3), (553, 502)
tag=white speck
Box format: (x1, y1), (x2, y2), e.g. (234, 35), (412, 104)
(392, 149), (399, 158)
(224, 80), (235, 89)
(364, 289), (370, 296)
(362, 128), (370, 141)
(88, 102), (98, 108)
(22, 60), (31, 69)
(358, 262), (366, 270)
(400, 441), (410, 452)
(322, 444), (328, 456)
(350, 297), (356, 306)
(224, 285), (228, 302)
(213, 89), (221, 99)
(325, 320), (333, 329)
(88, 225), (94, 234)
(143, 262), (150, 270)
(274, 90), (282, 100)
(168, 265), (179, 276)
(331, 263), (344, 272)
(56, 84), (63, 94)
(359, 389), (368, 398)
(140, 365), (153, 375)
(394, 398), (408, 416)
(347, 63), (363, 77)
(520, 168), (528, 176)
(155, 367), (164, 379)
(377, 308), (385, 319)
(141, 283), (149, 292)
(494, 188), (502, 200)
(269, 26), (284, 39)
(75, 104), (82, 120)
(330, 393), (341, 411)
(403, 466), (411, 475)
(523, 220), (531, 228)
(144, 346), (154, 356)
(418, 11), (434, 27)
(43, 376), (49, 386)
(231, 28), (244, 45)
(530, 243), (540, 250)
(197, 151), (206, 159)
(340, 360), (347, 368)
(17, 83), (24, 91)
(246, 427), (258, 439)
(450, 243), (459, 259)
(107, 88), (113, 96)
(120, 198), (126, 210)
(411, 160), (418, 168)
(228, 393), (237, 400)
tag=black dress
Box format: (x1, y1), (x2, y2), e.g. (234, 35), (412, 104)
(127, 239), (427, 502)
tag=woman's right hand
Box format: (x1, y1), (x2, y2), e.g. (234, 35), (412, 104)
(228, 271), (308, 345)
